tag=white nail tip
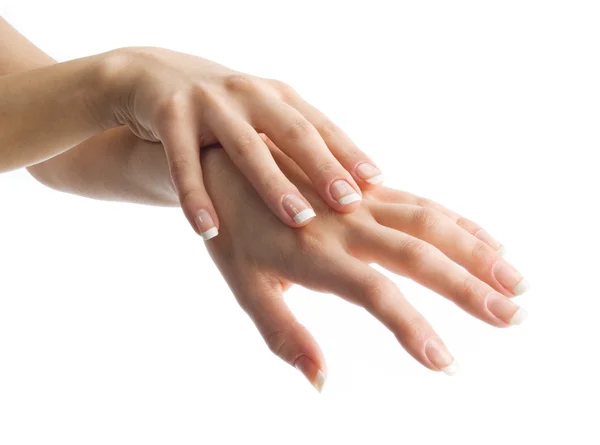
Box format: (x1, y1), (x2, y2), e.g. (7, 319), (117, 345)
(313, 370), (326, 393)
(513, 278), (531, 296)
(365, 174), (385, 185)
(293, 209), (316, 224)
(497, 245), (507, 256)
(200, 227), (219, 240)
(510, 308), (528, 325)
(338, 193), (361, 206)
(441, 360), (460, 376)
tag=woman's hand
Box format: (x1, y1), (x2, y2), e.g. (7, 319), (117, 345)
(101, 47), (383, 238)
(29, 127), (529, 391)
(202, 138), (529, 391)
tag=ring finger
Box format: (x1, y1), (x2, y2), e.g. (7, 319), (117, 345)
(372, 187), (506, 254)
(349, 225), (528, 327)
(369, 202), (530, 297)
(251, 96), (363, 212)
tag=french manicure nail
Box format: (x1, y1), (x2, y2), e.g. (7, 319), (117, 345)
(493, 260), (530, 296)
(195, 209), (218, 240)
(485, 292), (528, 325)
(474, 229), (503, 252)
(356, 163), (385, 185)
(294, 355), (326, 393)
(425, 337), (459, 376)
(282, 194), (316, 224)
(510, 308), (529, 325)
(330, 179), (361, 205)
(513, 279), (531, 296)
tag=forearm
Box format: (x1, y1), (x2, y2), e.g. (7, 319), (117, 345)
(29, 126), (179, 206)
(0, 52), (116, 172)
(0, 18), (176, 205)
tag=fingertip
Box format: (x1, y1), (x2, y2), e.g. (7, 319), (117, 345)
(177, 184), (220, 238)
(293, 208), (317, 225)
(281, 193), (316, 227)
(193, 208), (219, 241)
(424, 337), (458, 376)
(329, 179), (362, 210)
(441, 359), (460, 376)
(200, 226), (219, 240)
(294, 355), (327, 393)
(355, 162), (385, 187)
(338, 193), (362, 206)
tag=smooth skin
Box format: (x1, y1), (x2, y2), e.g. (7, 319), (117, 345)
(1, 16), (529, 391)
(28, 133), (530, 390)
(0, 18), (384, 238)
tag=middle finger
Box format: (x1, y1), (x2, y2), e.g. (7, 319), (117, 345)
(250, 96), (363, 212)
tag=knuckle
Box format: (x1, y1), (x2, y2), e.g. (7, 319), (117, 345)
(283, 118), (314, 142)
(190, 83), (209, 100)
(270, 79), (297, 101)
(412, 208), (442, 234)
(294, 228), (325, 257)
(459, 274), (484, 306)
(155, 91), (188, 122)
(312, 160), (338, 181)
(179, 188), (206, 211)
(191, 85), (218, 113)
(230, 132), (257, 158)
(471, 240), (496, 269)
(456, 216), (479, 234)
(315, 119), (342, 140)
(264, 328), (289, 357)
(224, 74), (261, 94)
(404, 316), (427, 343)
(257, 172), (283, 194)
(169, 153), (191, 185)
(344, 217), (378, 244)
(336, 145), (364, 167)
(415, 196), (435, 208)
(361, 275), (390, 310)
(401, 238), (429, 270)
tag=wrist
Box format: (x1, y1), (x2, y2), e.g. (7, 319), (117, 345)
(90, 48), (141, 131)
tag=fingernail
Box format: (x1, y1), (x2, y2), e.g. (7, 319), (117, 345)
(356, 163), (385, 185)
(511, 307), (529, 325)
(282, 194), (316, 224)
(474, 229), (503, 252)
(493, 260), (530, 296)
(294, 355), (326, 393)
(485, 292), (528, 325)
(195, 209), (218, 240)
(330, 179), (361, 205)
(424, 338), (459, 376)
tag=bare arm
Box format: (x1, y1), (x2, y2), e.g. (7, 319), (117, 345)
(0, 18), (54, 73)
(0, 19), (118, 173)
(0, 19), (531, 392)
(0, 17), (176, 205)
(1, 17), (392, 238)
(30, 126), (178, 206)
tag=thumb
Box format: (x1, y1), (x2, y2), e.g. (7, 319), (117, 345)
(237, 275), (327, 393)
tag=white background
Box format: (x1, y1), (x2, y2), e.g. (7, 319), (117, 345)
(1, 1), (599, 443)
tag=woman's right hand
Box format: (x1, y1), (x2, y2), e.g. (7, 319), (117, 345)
(200, 138), (530, 392)
(99, 47), (384, 239)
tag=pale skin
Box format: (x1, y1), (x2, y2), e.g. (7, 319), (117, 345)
(1, 17), (530, 391)
(0, 17), (385, 238)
